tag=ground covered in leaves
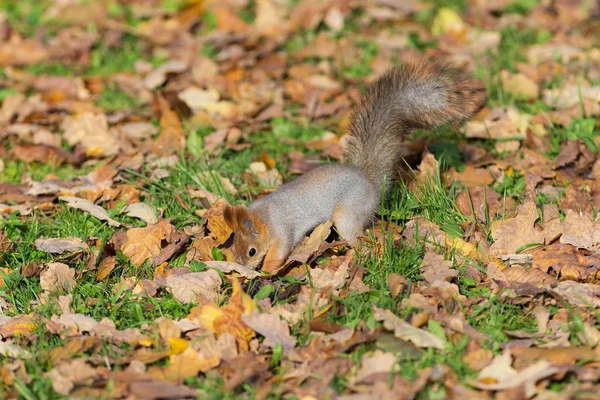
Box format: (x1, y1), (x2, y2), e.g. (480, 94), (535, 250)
(0, 0), (600, 399)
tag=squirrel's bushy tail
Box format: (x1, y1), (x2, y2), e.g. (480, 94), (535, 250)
(345, 61), (486, 194)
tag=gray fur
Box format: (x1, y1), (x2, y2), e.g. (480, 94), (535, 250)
(248, 61), (486, 259)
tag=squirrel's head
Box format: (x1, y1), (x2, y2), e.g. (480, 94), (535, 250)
(223, 205), (268, 270)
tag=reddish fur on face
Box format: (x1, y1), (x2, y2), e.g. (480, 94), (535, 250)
(223, 205), (269, 268)
(223, 205), (266, 236)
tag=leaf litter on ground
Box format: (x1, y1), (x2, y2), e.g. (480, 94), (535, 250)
(1, 0), (600, 398)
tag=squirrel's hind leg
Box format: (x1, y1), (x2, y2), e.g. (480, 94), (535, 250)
(332, 204), (370, 246)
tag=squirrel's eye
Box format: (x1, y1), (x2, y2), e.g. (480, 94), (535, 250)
(248, 248), (256, 257)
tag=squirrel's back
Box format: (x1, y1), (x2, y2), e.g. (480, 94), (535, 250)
(345, 61), (486, 196)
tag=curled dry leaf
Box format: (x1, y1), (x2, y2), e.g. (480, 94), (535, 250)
(278, 221), (333, 274)
(373, 306), (446, 350)
(165, 269), (222, 304)
(34, 237), (89, 254)
(59, 196), (121, 227)
(241, 309), (296, 352)
(95, 256), (118, 281)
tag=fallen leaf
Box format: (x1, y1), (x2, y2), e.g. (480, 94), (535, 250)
(203, 199), (234, 244)
(59, 196), (121, 227)
(95, 256), (118, 281)
(203, 261), (262, 278)
(34, 237), (89, 254)
(121, 219), (176, 266)
(470, 350), (558, 398)
(0, 342), (32, 359)
(129, 379), (199, 399)
(148, 347), (220, 382)
(165, 269), (222, 304)
(121, 202), (158, 225)
(420, 251), (457, 285)
(373, 306), (446, 349)
(491, 202), (561, 256)
(144, 59), (187, 90)
(152, 94), (185, 155)
(62, 112), (121, 157)
(194, 278), (256, 351)
(500, 70), (539, 101)
(40, 262), (76, 293)
(241, 309), (296, 352)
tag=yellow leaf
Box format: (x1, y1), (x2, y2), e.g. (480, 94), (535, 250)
(148, 347), (220, 382)
(138, 337), (154, 347)
(432, 8), (465, 36)
(448, 237), (482, 260)
(168, 337), (188, 355)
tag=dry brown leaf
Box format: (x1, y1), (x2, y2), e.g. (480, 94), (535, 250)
(351, 350), (396, 385)
(95, 256), (118, 281)
(241, 309), (296, 352)
(129, 379), (199, 399)
(34, 237), (88, 254)
(165, 269), (222, 304)
(373, 306), (446, 349)
(470, 350), (558, 397)
(308, 250), (353, 290)
(59, 196), (121, 227)
(203, 199), (234, 245)
(47, 336), (99, 365)
(40, 262), (76, 293)
(421, 251), (457, 285)
(388, 273), (408, 298)
(121, 219), (176, 267)
(0, 315), (36, 339)
(532, 243), (598, 281)
(152, 94), (185, 155)
(0, 342), (32, 359)
(500, 70), (539, 101)
(62, 112), (121, 157)
(203, 261), (262, 278)
(144, 59), (187, 90)
(491, 202), (561, 257)
(282, 221), (333, 269)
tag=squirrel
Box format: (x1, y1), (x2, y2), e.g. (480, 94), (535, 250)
(223, 61), (486, 273)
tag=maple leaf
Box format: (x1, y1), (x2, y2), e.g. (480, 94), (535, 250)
(121, 219), (176, 267)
